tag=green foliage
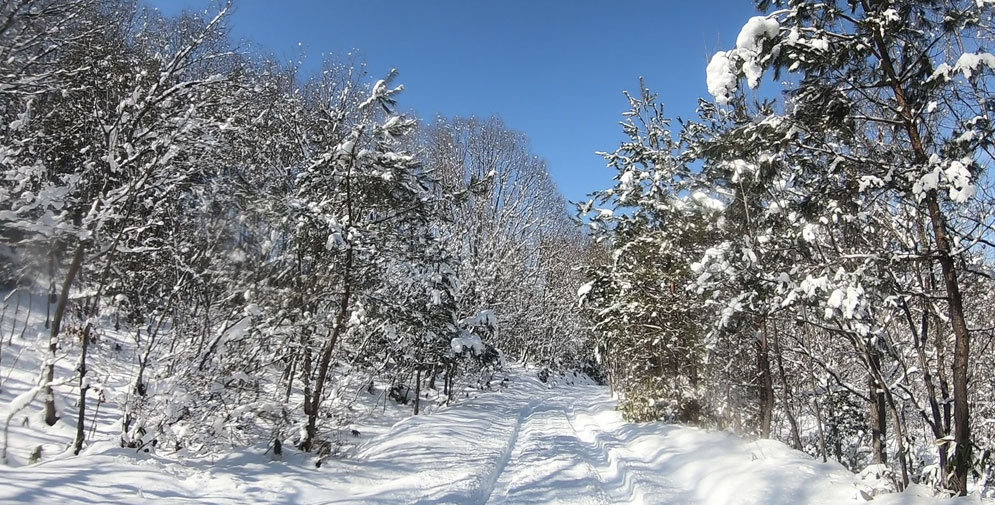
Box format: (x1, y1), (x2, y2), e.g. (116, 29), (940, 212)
(618, 376), (707, 425)
(579, 84), (710, 424)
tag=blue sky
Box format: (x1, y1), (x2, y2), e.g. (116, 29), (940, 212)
(148, 0), (763, 204)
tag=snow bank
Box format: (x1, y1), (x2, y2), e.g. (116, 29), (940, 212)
(0, 363), (986, 504)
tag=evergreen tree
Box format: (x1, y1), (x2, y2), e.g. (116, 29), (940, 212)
(704, 0), (994, 492)
(579, 85), (710, 422)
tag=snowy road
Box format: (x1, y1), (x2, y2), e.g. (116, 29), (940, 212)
(0, 367), (978, 504)
(485, 395), (614, 505)
(332, 370), (680, 505)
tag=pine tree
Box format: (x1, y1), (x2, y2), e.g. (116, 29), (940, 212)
(706, 0), (995, 493)
(579, 84), (710, 422)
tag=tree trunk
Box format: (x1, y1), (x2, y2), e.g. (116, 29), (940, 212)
(811, 395), (828, 463)
(8, 288), (20, 343)
(884, 386), (910, 489)
(299, 330), (313, 439)
(867, 351), (910, 488)
(73, 322), (94, 454)
(934, 313), (952, 437)
(46, 253), (55, 329)
(447, 361), (457, 406)
(284, 352), (297, 404)
(772, 323), (802, 450)
(414, 367), (421, 415)
(19, 290), (32, 341)
(442, 362), (450, 397)
(302, 286), (351, 452)
(903, 297), (949, 485)
(428, 363), (438, 390)
(872, 30), (972, 493)
(45, 244), (86, 427)
(924, 194), (973, 495)
(869, 353), (887, 465)
(757, 321), (774, 439)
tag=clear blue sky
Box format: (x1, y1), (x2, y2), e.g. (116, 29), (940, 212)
(148, 0), (763, 204)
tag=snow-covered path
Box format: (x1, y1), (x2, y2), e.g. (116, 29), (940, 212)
(485, 394), (614, 505)
(0, 367), (981, 504)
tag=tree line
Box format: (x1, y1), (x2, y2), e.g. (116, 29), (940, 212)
(580, 0), (995, 496)
(0, 0), (593, 460)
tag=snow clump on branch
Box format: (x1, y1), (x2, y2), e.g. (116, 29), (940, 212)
(706, 16), (780, 104)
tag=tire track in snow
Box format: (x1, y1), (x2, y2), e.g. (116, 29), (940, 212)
(484, 393), (612, 505)
(476, 396), (542, 505)
(343, 368), (550, 505)
(560, 395), (614, 504)
(562, 386), (691, 505)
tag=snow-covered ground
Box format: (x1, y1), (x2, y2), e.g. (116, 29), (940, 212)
(0, 357), (986, 505)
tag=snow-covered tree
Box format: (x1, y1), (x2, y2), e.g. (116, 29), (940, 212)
(579, 85), (712, 422)
(421, 116), (592, 371)
(703, 0), (995, 493)
(583, 1), (995, 495)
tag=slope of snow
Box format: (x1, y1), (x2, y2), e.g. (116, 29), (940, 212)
(0, 358), (985, 504)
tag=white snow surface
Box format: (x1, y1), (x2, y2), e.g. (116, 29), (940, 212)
(0, 364), (984, 505)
